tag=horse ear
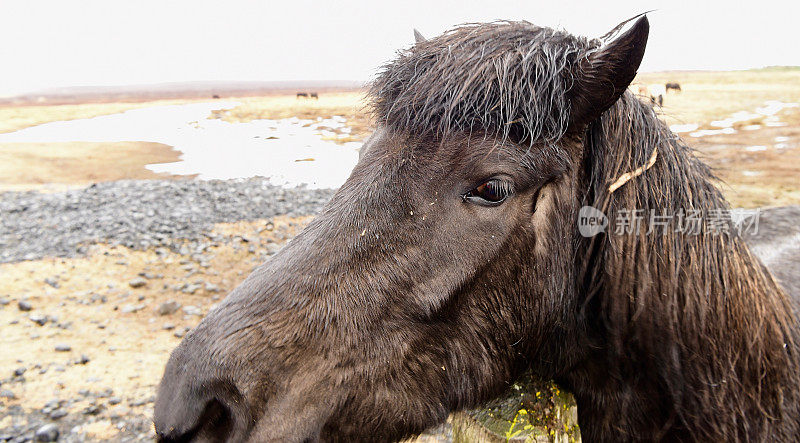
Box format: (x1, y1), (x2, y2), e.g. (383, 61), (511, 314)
(569, 16), (649, 127)
(413, 29), (427, 43)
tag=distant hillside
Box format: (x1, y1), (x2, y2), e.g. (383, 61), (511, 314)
(750, 66), (800, 72)
(0, 80), (366, 106)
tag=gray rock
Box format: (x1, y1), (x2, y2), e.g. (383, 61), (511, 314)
(83, 403), (103, 415)
(44, 277), (60, 289)
(120, 304), (145, 314)
(744, 206), (800, 301)
(0, 389), (16, 399)
(29, 314), (48, 326)
(181, 284), (201, 295)
(54, 344), (71, 352)
(18, 300), (32, 311)
(128, 395), (155, 407)
(48, 409), (67, 420)
(34, 423), (59, 442)
(157, 301), (181, 316)
(182, 306), (203, 316)
(128, 277), (147, 288)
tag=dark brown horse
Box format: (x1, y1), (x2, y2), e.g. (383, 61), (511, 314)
(666, 82), (682, 92)
(154, 16), (800, 441)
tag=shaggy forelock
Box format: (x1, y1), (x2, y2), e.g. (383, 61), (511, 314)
(369, 21), (599, 144)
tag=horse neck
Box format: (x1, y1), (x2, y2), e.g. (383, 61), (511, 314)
(566, 93), (800, 440)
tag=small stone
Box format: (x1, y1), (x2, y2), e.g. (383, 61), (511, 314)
(0, 389), (16, 399)
(162, 323), (175, 331)
(77, 354), (90, 365)
(181, 284), (201, 295)
(120, 304), (145, 314)
(54, 344), (71, 352)
(204, 283), (220, 293)
(83, 403), (103, 415)
(18, 300), (33, 311)
(44, 277), (60, 289)
(13, 367), (26, 377)
(157, 301), (181, 316)
(34, 423), (59, 442)
(97, 388), (113, 398)
(108, 396), (122, 405)
(182, 305), (202, 316)
(128, 395), (155, 407)
(128, 277), (147, 288)
(49, 409), (68, 420)
(30, 314), (48, 326)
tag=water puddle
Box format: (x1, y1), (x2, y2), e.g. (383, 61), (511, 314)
(673, 100), (798, 138)
(689, 127), (736, 137)
(669, 123), (699, 133)
(0, 102), (361, 189)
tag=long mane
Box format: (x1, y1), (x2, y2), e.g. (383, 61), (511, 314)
(574, 92), (800, 440)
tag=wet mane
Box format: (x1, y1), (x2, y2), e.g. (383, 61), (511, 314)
(572, 92), (800, 440)
(369, 21), (598, 144)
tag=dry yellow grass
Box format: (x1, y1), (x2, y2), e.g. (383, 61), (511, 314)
(635, 69), (800, 126)
(0, 141), (188, 192)
(0, 99), (209, 134)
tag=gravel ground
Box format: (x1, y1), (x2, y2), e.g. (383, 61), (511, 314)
(0, 179), (335, 264)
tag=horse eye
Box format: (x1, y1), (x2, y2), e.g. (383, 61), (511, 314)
(463, 179), (512, 206)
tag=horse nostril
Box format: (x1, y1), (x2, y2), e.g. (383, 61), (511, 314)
(193, 398), (235, 442)
(157, 398), (234, 443)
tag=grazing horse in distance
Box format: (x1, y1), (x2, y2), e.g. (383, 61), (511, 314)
(310, 92), (319, 99)
(155, 16), (800, 442)
(666, 81), (682, 92)
(296, 92), (309, 99)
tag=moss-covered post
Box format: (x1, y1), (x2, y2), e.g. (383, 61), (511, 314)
(452, 375), (580, 442)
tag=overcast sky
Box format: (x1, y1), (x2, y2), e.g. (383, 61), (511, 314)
(1, 0), (797, 97)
